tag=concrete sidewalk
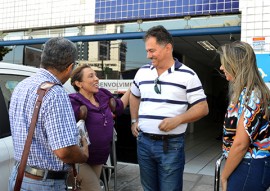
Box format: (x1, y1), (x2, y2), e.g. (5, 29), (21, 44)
(108, 162), (219, 191)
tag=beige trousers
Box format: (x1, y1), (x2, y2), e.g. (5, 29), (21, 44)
(78, 163), (103, 191)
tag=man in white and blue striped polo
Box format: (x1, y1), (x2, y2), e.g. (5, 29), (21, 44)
(130, 25), (209, 191)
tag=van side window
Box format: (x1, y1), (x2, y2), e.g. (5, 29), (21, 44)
(0, 74), (27, 138)
(0, 87), (10, 138)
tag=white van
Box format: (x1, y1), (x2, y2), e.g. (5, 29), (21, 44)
(0, 62), (76, 191)
(0, 62), (39, 191)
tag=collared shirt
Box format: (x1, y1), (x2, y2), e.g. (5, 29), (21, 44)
(130, 58), (206, 134)
(223, 88), (270, 159)
(9, 68), (78, 171)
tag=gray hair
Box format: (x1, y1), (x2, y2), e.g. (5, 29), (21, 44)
(41, 37), (77, 72)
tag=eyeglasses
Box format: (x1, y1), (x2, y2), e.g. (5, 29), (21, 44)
(72, 62), (78, 70)
(154, 77), (161, 94)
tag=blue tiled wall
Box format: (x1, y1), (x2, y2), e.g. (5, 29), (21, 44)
(95, 0), (239, 23)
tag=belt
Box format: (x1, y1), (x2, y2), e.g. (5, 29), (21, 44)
(24, 165), (67, 180)
(24, 172), (43, 180)
(142, 132), (185, 153)
(142, 132), (184, 140)
(13, 161), (68, 180)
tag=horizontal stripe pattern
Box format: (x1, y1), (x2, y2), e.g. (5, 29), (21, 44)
(190, 98), (207, 106)
(139, 80), (187, 89)
(141, 98), (188, 105)
(130, 59), (206, 134)
(176, 68), (195, 75)
(187, 86), (203, 93)
(139, 115), (167, 120)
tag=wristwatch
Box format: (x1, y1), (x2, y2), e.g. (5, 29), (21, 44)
(131, 119), (138, 125)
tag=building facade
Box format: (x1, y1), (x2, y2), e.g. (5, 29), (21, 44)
(0, 0), (240, 77)
(0, 0), (269, 87)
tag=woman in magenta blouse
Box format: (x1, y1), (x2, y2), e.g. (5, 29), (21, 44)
(69, 64), (130, 191)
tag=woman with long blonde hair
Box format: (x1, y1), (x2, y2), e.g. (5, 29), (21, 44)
(217, 41), (270, 191)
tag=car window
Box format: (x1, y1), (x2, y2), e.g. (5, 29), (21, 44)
(0, 74), (28, 138)
(0, 74), (27, 109)
(0, 86), (10, 138)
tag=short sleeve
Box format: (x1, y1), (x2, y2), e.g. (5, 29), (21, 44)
(43, 88), (78, 151)
(242, 90), (262, 142)
(186, 73), (206, 105)
(69, 94), (81, 121)
(130, 70), (141, 97)
(114, 98), (124, 115)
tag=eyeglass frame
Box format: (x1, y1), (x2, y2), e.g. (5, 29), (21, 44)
(154, 77), (161, 94)
(72, 62), (78, 70)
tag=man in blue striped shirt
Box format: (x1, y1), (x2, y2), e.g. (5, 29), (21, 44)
(9, 37), (89, 191)
(130, 25), (209, 191)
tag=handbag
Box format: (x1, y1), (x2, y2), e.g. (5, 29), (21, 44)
(14, 82), (57, 191)
(68, 164), (81, 191)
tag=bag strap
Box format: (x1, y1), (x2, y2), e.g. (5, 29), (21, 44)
(69, 105), (88, 191)
(14, 82), (57, 191)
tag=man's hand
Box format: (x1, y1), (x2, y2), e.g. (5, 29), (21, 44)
(131, 122), (140, 137)
(159, 117), (178, 132)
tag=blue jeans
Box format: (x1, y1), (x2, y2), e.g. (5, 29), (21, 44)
(137, 132), (185, 191)
(227, 157), (270, 191)
(8, 162), (67, 191)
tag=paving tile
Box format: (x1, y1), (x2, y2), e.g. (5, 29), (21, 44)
(183, 173), (202, 182)
(191, 184), (215, 191)
(196, 175), (215, 186)
(109, 164), (217, 191)
(183, 180), (197, 191)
